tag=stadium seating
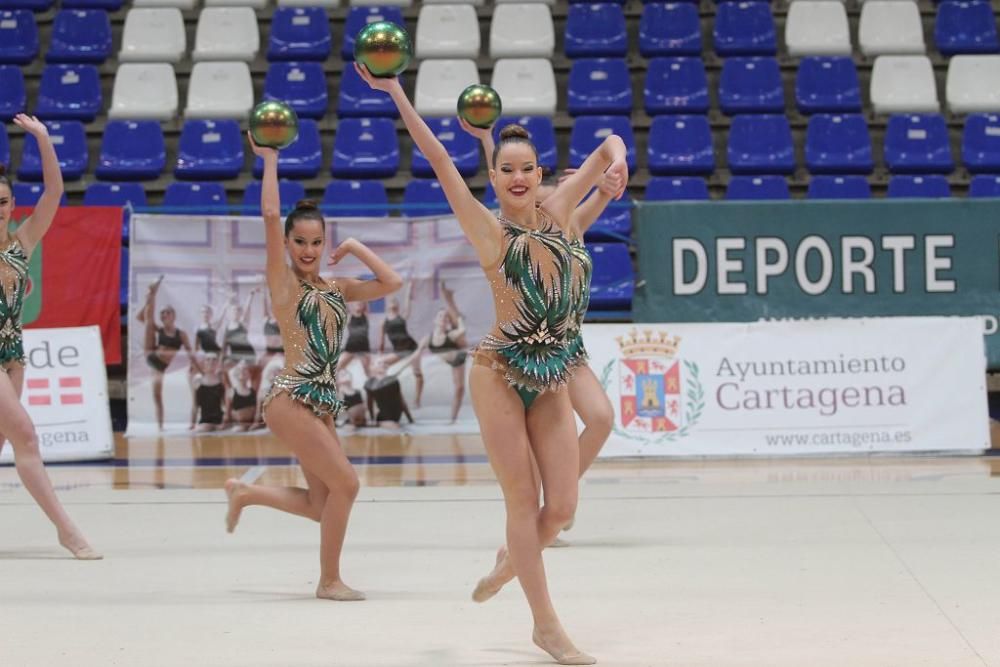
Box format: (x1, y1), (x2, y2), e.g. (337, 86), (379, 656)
(859, 1), (925, 56)
(727, 115), (795, 175)
(968, 174), (1000, 197)
(886, 175), (952, 198)
(785, 1), (851, 57)
(804, 114), (874, 174)
(870, 56), (939, 114)
(639, 3), (700, 58)
(718, 57), (784, 114)
(242, 180), (307, 215)
(268, 7), (332, 61)
(185, 62), (254, 119)
(415, 59), (479, 116)
(411, 117), (479, 178)
(162, 181), (228, 213)
(961, 113), (1000, 173)
(807, 176), (871, 199)
(192, 8), (259, 62)
(403, 179), (452, 216)
(338, 65), (399, 118)
(119, 8), (186, 63)
(323, 180), (390, 217)
(0, 11), (39, 65)
(935, 1), (999, 56)
(47, 9), (112, 64)
(883, 114), (954, 174)
(946, 55), (1000, 114)
(647, 115), (714, 175)
(644, 57), (709, 115)
(491, 59), (557, 116)
(568, 59), (633, 116)
(342, 6), (406, 60)
(18, 121), (88, 181)
(644, 176), (710, 201)
(714, 2), (776, 56)
(795, 57), (861, 114)
(0, 66), (26, 120)
(587, 243), (634, 310)
(726, 176), (790, 200)
(12, 183), (69, 206)
(96, 120), (166, 181)
(264, 62), (329, 119)
(0, 125), (8, 168)
(331, 118), (400, 179)
(35, 65), (102, 122)
(569, 116), (637, 172)
(109, 63), (178, 120)
(254, 118), (324, 179)
(490, 3), (554, 59)
(565, 3), (627, 58)
(416, 4), (480, 59)
(175, 120), (244, 180)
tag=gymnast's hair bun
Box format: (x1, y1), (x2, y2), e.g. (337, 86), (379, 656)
(498, 124), (531, 141)
(293, 198), (320, 211)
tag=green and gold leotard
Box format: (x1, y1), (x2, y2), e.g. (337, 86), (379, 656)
(262, 277), (348, 418)
(565, 236), (593, 370)
(474, 207), (583, 407)
(0, 236), (28, 370)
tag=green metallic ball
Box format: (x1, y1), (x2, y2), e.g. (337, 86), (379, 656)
(354, 21), (412, 78)
(457, 84), (502, 129)
(249, 100), (299, 150)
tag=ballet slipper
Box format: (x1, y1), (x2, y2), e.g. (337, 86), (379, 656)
(224, 478), (246, 534)
(547, 537), (570, 549)
(316, 581), (366, 601)
(472, 546), (508, 603)
(532, 629), (596, 665)
(58, 533), (103, 560)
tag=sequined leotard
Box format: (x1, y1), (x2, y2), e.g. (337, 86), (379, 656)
(262, 277), (348, 418)
(565, 236), (593, 369)
(0, 237), (28, 370)
(473, 207), (583, 407)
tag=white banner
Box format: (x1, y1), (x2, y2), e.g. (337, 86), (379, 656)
(127, 214), (489, 435)
(1, 326), (114, 463)
(585, 317), (989, 457)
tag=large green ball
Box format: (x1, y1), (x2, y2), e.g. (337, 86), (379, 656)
(354, 21), (412, 78)
(249, 100), (299, 150)
(457, 84), (502, 129)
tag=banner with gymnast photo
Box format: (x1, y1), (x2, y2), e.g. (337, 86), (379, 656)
(125, 213), (493, 436)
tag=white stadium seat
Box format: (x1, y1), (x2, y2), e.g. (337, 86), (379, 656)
(947, 55), (1000, 114)
(132, 0), (197, 9)
(490, 4), (555, 59)
(414, 59), (479, 116)
(870, 55), (939, 114)
(423, 0), (484, 5)
(192, 7), (260, 62)
(785, 1), (851, 57)
(859, 1), (925, 56)
(350, 0), (412, 7)
(119, 8), (186, 63)
(278, 0), (339, 5)
(206, 0), (269, 7)
(185, 61), (254, 118)
(491, 58), (556, 116)
(416, 4), (480, 59)
(109, 63), (178, 120)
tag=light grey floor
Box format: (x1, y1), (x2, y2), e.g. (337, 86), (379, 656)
(2, 458), (1000, 667)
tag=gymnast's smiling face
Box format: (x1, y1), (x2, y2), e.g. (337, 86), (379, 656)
(490, 143), (543, 217)
(285, 218), (325, 277)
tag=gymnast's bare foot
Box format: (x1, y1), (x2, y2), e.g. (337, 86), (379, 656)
(532, 627), (596, 665)
(58, 531), (102, 560)
(316, 579), (366, 601)
(472, 546), (512, 602)
(224, 478), (247, 533)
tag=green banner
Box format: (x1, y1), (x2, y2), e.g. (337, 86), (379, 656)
(634, 199), (1000, 367)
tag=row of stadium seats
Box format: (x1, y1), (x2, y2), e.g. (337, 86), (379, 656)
(9, 54), (1000, 124)
(9, 112), (1000, 186)
(647, 174), (1000, 200)
(8, 1), (998, 67)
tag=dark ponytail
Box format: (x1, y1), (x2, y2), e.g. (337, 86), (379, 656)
(283, 198), (325, 236)
(492, 124), (538, 167)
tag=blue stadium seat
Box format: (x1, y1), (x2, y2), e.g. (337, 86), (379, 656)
(644, 176), (710, 200)
(403, 179), (451, 217)
(568, 116), (637, 172)
(726, 176), (790, 200)
(565, 4), (628, 58)
(0, 125), (9, 167)
(714, 1), (776, 56)
(0, 66), (26, 121)
(62, 0), (122, 9)
(268, 7), (332, 62)
(46, 9), (112, 64)
(884, 114), (954, 174)
(254, 118), (323, 179)
(887, 175), (952, 198)
(962, 113), (1000, 173)
(323, 180), (390, 217)
(264, 62), (328, 119)
(647, 115), (714, 175)
(968, 174), (1000, 197)
(18, 121), (87, 181)
(639, 3), (701, 57)
(411, 117), (478, 178)
(719, 57), (783, 114)
(83, 182), (147, 240)
(0, 11), (38, 65)
(493, 116), (558, 173)
(568, 59), (633, 116)
(935, 1), (999, 56)
(175, 120), (243, 180)
(585, 201), (632, 241)
(242, 179), (307, 215)
(96, 120), (166, 181)
(482, 182), (498, 208)
(342, 7), (406, 61)
(644, 57), (709, 115)
(162, 182), (228, 214)
(795, 57), (862, 115)
(586, 243), (634, 311)
(331, 117), (399, 179)
(807, 176), (871, 199)
(805, 114), (874, 174)
(337, 64), (399, 118)
(4, 0), (52, 10)
(12, 183), (68, 206)
(35, 64), (101, 121)
(84, 182), (146, 207)
(727, 115), (795, 175)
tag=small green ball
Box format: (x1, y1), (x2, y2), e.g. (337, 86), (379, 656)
(354, 21), (412, 77)
(457, 84), (502, 129)
(249, 100), (299, 150)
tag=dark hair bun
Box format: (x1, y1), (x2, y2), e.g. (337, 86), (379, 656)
(0, 163), (7, 177)
(294, 198), (319, 211)
(499, 124), (531, 141)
